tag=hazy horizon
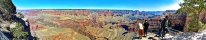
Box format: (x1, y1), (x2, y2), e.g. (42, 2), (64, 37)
(13, 0), (183, 11)
(16, 9), (177, 11)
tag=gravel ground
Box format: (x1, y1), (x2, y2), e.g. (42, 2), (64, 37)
(164, 30), (206, 40)
(132, 30), (206, 40)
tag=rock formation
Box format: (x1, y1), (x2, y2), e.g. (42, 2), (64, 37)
(0, 0), (32, 40)
(0, 0), (17, 21)
(0, 0), (17, 39)
(0, 0), (18, 31)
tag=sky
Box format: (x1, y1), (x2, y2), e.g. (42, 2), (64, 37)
(12, 0), (183, 11)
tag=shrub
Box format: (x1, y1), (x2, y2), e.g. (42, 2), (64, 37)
(10, 22), (29, 40)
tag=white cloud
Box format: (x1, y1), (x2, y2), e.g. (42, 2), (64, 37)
(159, 0), (183, 11)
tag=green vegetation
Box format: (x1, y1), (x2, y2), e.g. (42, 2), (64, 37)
(10, 22), (29, 40)
(178, 0), (206, 32)
(17, 12), (24, 18)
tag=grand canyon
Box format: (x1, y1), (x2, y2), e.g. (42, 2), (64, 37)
(16, 9), (183, 40)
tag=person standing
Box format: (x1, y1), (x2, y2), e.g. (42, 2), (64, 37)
(155, 20), (162, 37)
(161, 16), (171, 37)
(143, 20), (149, 36)
(138, 23), (144, 38)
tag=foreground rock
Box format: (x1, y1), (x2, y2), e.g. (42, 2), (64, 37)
(0, 0), (32, 40)
(0, 0), (16, 21)
(0, 0), (16, 29)
(162, 30), (206, 40)
(0, 0), (17, 39)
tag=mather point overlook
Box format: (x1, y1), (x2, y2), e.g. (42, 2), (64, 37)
(0, 0), (206, 40)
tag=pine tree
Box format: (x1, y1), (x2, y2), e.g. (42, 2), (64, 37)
(178, 0), (206, 32)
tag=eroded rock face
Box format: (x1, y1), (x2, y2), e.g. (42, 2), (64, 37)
(0, 0), (17, 31)
(0, 0), (18, 39)
(0, 0), (16, 21)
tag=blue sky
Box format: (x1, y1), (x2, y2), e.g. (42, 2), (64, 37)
(12, 0), (183, 11)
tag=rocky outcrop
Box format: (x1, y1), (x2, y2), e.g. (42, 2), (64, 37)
(168, 13), (187, 31)
(0, 0), (33, 40)
(0, 0), (17, 39)
(0, 0), (18, 31)
(0, 0), (17, 21)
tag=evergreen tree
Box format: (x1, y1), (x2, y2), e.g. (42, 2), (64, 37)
(178, 0), (206, 32)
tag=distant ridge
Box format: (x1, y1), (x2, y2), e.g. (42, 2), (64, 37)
(17, 9), (140, 11)
(17, 9), (176, 12)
